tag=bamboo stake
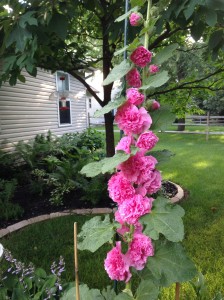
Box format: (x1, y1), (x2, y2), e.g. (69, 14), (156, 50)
(175, 282), (180, 300)
(74, 222), (80, 300)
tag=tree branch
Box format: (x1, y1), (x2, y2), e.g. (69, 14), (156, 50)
(148, 69), (224, 97)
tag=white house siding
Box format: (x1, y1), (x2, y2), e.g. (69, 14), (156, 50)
(0, 68), (87, 151)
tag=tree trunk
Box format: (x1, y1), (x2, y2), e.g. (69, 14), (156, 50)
(177, 118), (185, 131)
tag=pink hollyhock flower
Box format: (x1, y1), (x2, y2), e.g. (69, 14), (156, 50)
(115, 103), (152, 135)
(126, 233), (154, 270)
(115, 135), (133, 154)
(136, 131), (159, 151)
(104, 242), (131, 282)
(129, 12), (143, 26)
(149, 64), (159, 73)
(136, 155), (158, 185)
(118, 194), (153, 225)
(117, 221), (143, 237)
(126, 88), (145, 106)
(108, 173), (135, 204)
(126, 68), (142, 88)
(130, 46), (152, 68)
(143, 169), (162, 194)
(118, 151), (145, 182)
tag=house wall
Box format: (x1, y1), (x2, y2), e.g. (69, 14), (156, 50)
(0, 68), (87, 151)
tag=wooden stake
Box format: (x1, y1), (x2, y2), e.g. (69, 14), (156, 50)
(74, 222), (80, 300)
(175, 282), (180, 300)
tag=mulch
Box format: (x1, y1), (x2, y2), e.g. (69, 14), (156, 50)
(0, 181), (177, 230)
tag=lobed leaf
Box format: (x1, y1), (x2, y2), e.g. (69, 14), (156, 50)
(135, 279), (159, 300)
(152, 44), (178, 65)
(140, 71), (170, 90)
(144, 240), (197, 286)
(103, 60), (133, 86)
(141, 196), (185, 242)
(94, 97), (125, 117)
(61, 284), (104, 300)
(78, 215), (119, 252)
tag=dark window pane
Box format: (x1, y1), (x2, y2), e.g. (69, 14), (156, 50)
(59, 101), (71, 124)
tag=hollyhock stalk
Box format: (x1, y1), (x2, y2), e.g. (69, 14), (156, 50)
(104, 0), (160, 289)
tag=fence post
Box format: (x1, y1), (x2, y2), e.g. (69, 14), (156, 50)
(206, 111), (210, 141)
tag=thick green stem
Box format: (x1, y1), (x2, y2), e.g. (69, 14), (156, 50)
(143, 0), (152, 86)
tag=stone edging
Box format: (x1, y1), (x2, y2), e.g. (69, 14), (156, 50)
(0, 183), (184, 239)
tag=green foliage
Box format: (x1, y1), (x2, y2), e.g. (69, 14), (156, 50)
(94, 97), (126, 117)
(0, 250), (65, 300)
(141, 197), (185, 242)
(152, 44), (178, 65)
(80, 150), (138, 177)
(103, 60), (133, 86)
(141, 240), (197, 287)
(140, 71), (170, 90)
(78, 215), (119, 252)
(0, 179), (23, 221)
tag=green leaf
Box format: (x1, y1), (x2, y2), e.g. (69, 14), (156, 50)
(152, 44), (178, 65)
(114, 293), (134, 300)
(101, 286), (117, 300)
(130, 0), (146, 7)
(78, 215), (118, 252)
(115, 7), (139, 22)
(12, 288), (29, 300)
(149, 149), (174, 165)
(103, 60), (133, 86)
(101, 152), (131, 174)
(208, 30), (224, 50)
(205, 8), (217, 26)
(191, 21), (205, 41)
(61, 284), (104, 300)
(135, 280), (159, 300)
(144, 240), (197, 286)
(94, 97), (125, 117)
(206, 0), (224, 10)
(140, 71), (170, 90)
(183, 0), (198, 19)
(114, 38), (140, 56)
(35, 268), (47, 278)
(18, 74), (26, 83)
(19, 11), (38, 28)
(114, 45), (129, 56)
(80, 160), (104, 177)
(6, 26), (32, 51)
(141, 196), (185, 242)
(48, 13), (68, 40)
(2, 55), (17, 72)
(80, 152), (131, 178)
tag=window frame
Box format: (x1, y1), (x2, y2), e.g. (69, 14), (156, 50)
(56, 71), (72, 127)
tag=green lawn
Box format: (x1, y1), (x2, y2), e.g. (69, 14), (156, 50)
(1, 132), (224, 298)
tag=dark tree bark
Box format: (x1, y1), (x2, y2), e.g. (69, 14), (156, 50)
(177, 118), (185, 131)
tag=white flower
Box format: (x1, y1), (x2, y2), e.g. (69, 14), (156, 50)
(0, 244), (3, 261)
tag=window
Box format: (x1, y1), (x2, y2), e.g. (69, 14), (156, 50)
(89, 98), (92, 109)
(56, 71), (72, 126)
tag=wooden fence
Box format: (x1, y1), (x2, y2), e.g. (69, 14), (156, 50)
(161, 113), (224, 140)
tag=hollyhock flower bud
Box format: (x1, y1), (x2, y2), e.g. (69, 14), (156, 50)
(129, 12), (143, 26)
(118, 194), (153, 225)
(136, 131), (159, 151)
(145, 99), (160, 112)
(126, 233), (154, 270)
(126, 88), (145, 106)
(117, 222), (143, 237)
(126, 68), (142, 88)
(115, 103), (152, 135)
(104, 242), (131, 282)
(115, 135), (133, 154)
(149, 64), (159, 73)
(130, 46), (152, 68)
(108, 172), (135, 204)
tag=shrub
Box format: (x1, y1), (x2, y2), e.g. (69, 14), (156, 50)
(0, 179), (23, 221)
